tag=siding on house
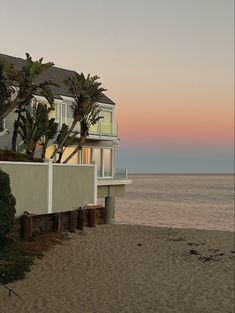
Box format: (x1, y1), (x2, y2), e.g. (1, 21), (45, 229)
(0, 111), (22, 150)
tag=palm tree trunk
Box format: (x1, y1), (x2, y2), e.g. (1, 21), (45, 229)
(40, 139), (48, 161)
(50, 119), (78, 160)
(12, 114), (21, 151)
(62, 144), (81, 164)
(12, 124), (18, 152)
(63, 126), (88, 164)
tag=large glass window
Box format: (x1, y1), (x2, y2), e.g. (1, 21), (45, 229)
(92, 148), (102, 177)
(103, 149), (112, 177)
(89, 123), (99, 134)
(61, 103), (67, 125)
(82, 148), (91, 164)
(101, 111), (112, 135)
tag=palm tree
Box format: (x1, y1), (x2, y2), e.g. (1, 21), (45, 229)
(18, 103), (58, 157)
(11, 54), (56, 151)
(53, 123), (79, 163)
(0, 53), (56, 151)
(0, 53), (55, 120)
(40, 113), (58, 161)
(50, 72), (106, 162)
(0, 59), (16, 119)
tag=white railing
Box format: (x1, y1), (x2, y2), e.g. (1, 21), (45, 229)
(66, 118), (118, 137)
(115, 168), (128, 180)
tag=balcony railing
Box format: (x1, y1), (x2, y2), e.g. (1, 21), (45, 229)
(66, 118), (118, 137)
(115, 168), (128, 180)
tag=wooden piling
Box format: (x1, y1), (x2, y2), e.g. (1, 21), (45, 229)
(77, 207), (85, 230)
(69, 211), (78, 233)
(22, 213), (33, 239)
(87, 208), (96, 227)
(53, 213), (62, 232)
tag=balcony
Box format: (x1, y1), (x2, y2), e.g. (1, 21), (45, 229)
(115, 168), (128, 180)
(66, 118), (118, 138)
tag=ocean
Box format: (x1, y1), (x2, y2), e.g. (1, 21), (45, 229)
(115, 174), (234, 232)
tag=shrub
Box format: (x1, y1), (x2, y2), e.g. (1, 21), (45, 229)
(0, 169), (16, 239)
(0, 239), (35, 284)
(0, 149), (42, 162)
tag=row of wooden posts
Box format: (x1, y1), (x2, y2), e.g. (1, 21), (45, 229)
(21, 205), (106, 240)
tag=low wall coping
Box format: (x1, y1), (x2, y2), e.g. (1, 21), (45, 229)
(97, 179), (132, 186)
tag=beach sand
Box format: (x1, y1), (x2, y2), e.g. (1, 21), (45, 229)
(0, 224), (234, 313)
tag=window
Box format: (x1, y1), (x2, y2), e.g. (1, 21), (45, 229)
(92, 148), (102, 177)
(61, 103), (67, 125)
(89, 122), (99, 134)
(82, 148), (91, 164)
(103, 149), (112, 177)
(88, 147), (113, 178)
(89, 109), (113, 135)
(101, 110), (112, 135)
(66, 102), (80, 132)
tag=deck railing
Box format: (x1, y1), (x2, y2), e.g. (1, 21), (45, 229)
(66, 118), (118, 137)
(115, 168), (128, 180)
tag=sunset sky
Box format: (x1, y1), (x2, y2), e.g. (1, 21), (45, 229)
(0, 0), (234, 172)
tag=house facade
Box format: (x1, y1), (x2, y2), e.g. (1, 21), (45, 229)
(0, 54), (119, 179)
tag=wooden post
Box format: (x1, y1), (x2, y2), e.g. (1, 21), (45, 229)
(77, 207), (85, 230)
(53, 213), (62, 232)
(22, 213), (33, 239)
(69, 211), (78, 233)
(87, 208), (96, 227)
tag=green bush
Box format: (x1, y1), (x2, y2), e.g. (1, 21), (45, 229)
(0, 169), (16, 239)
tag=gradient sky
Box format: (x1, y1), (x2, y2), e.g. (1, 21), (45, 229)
(0, 0), (234, 172)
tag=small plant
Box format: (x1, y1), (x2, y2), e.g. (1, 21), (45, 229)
(0, 169), (16, 239)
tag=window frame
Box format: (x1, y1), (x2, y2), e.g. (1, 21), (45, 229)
(82, 146), (114, 178)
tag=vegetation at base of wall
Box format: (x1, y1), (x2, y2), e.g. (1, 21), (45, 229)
(0, 233), (66, 284)
(0, 239), (37, 284)
(0, 169), (16, 239)
(0, 149), (42, 162)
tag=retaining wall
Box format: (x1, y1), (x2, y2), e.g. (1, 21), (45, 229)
(11, 206), (107, 239)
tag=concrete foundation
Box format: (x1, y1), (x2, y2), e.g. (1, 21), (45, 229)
(105, 196), (115, 224)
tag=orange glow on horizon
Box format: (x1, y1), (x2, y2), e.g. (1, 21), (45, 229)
(115, 90), (234, 148)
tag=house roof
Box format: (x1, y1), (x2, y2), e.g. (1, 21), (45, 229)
(0, 53), (115, 105)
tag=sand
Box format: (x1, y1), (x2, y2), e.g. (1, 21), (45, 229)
(0, 224), (234, 313)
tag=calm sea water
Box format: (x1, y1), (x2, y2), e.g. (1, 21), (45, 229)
(115, 174), (234, 231)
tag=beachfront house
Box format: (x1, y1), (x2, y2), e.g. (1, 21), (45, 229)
(0, 54), (130, 222)
(0, 53), (119, 180)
